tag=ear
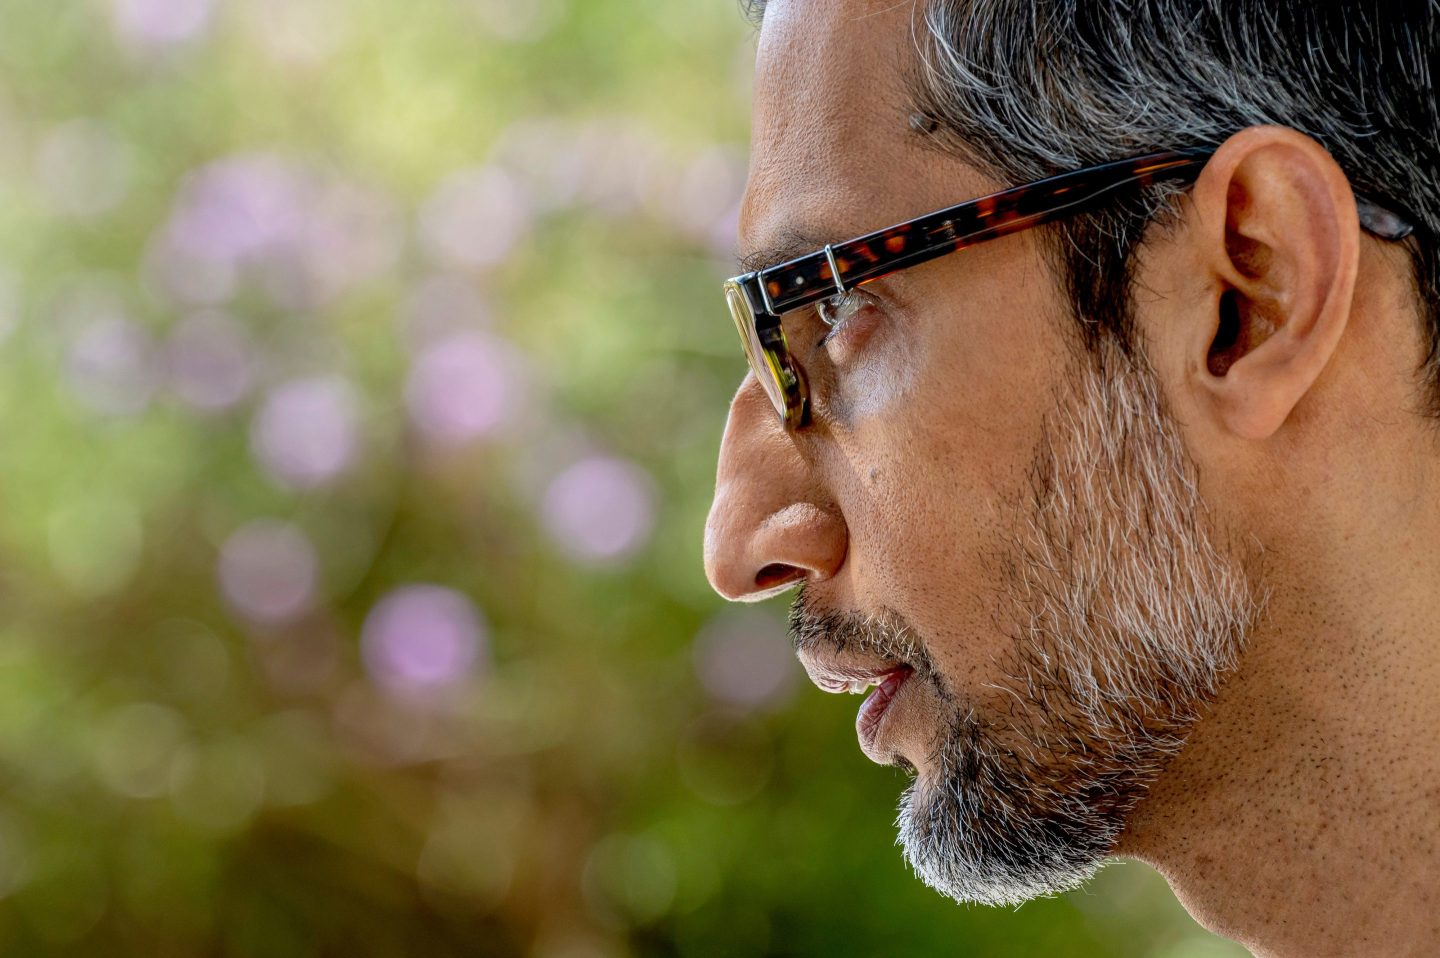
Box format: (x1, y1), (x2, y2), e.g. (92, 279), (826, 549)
(1184, 126), (1361, 441)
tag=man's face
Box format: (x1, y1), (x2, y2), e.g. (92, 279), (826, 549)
(705, 0), (1262, 905)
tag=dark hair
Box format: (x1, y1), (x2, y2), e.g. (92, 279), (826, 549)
(747, 1), (1440, 410)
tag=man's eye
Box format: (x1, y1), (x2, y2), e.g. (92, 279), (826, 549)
(815, 289), (871, 345)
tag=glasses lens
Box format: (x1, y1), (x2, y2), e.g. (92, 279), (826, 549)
(725, 281), (788, 421)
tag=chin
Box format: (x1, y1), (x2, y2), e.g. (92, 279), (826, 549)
(893, 713), (1122, 908)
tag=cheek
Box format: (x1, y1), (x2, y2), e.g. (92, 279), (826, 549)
(826, 306), (921, 423)
(840, 343), (918, 421)
(823, 409), (1016, 634)
(820, 268), (1075, 687)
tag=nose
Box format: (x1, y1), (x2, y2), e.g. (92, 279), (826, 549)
(703, 377), (847, 602)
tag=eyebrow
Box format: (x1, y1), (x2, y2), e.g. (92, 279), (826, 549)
(736, 226), (839, 274)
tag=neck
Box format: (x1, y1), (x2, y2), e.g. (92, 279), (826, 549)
(1117, 484), (1440, 957)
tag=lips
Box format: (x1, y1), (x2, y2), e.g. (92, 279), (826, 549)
(806, 664), (901, 695)
(856, 666), (911, 754)
(796, 649), (915, 761)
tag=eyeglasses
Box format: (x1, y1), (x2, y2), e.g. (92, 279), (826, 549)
(723, 147), (1416, 430)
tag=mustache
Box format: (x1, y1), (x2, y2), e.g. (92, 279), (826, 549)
(788, 587), (944, 689)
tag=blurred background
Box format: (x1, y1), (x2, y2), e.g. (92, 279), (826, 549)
(0, 0), (1251, 955)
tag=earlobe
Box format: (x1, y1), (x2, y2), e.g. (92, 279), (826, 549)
(1188, 127), (1361, 441)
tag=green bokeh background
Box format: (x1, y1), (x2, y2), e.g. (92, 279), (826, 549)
(0, 1), (1251, 954)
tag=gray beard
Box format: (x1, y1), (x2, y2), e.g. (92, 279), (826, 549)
(790, 345), (1264, 907)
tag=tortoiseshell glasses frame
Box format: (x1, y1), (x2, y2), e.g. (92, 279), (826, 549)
(723, 147), (1416, 430)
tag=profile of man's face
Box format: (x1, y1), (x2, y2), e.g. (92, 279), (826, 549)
(705, 0), (1263, 906)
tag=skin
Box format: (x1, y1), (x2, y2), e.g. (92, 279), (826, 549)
(702, 1), (1440, 955)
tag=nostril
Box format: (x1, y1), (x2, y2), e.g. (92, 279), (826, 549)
(755, 563), (803, 592)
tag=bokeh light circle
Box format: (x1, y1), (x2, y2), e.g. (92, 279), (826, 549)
(111, 0), (215, 50)
(165, 309), (254, 412)
(541, 456), (656, 564)
(361, 584), (488, 696)
(692, 607), (798, 711)
(405, 331), (523, 444)
(170, 154), (305, 265)
(418, 166), (532, 271)
(64, 313), (156, 416)
(217, 519), (318, 625)
(93, 702), (190, 799)
(34, 119), (133, 219)
(250, 376), (360, 488)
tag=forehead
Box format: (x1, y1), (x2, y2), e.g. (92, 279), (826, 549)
(741, 0), (991, 266)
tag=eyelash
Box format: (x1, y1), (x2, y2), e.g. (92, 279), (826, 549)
(814, 288), (872, 348)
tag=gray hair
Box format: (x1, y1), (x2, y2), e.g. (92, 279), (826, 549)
(747, 1), (1440, 408)
(789, 336), (1262, 906)
(894, 340), (1259, 905)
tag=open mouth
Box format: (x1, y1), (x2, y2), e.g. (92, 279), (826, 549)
(854, 666), (912, 755)
(795, 648), (919, 764)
